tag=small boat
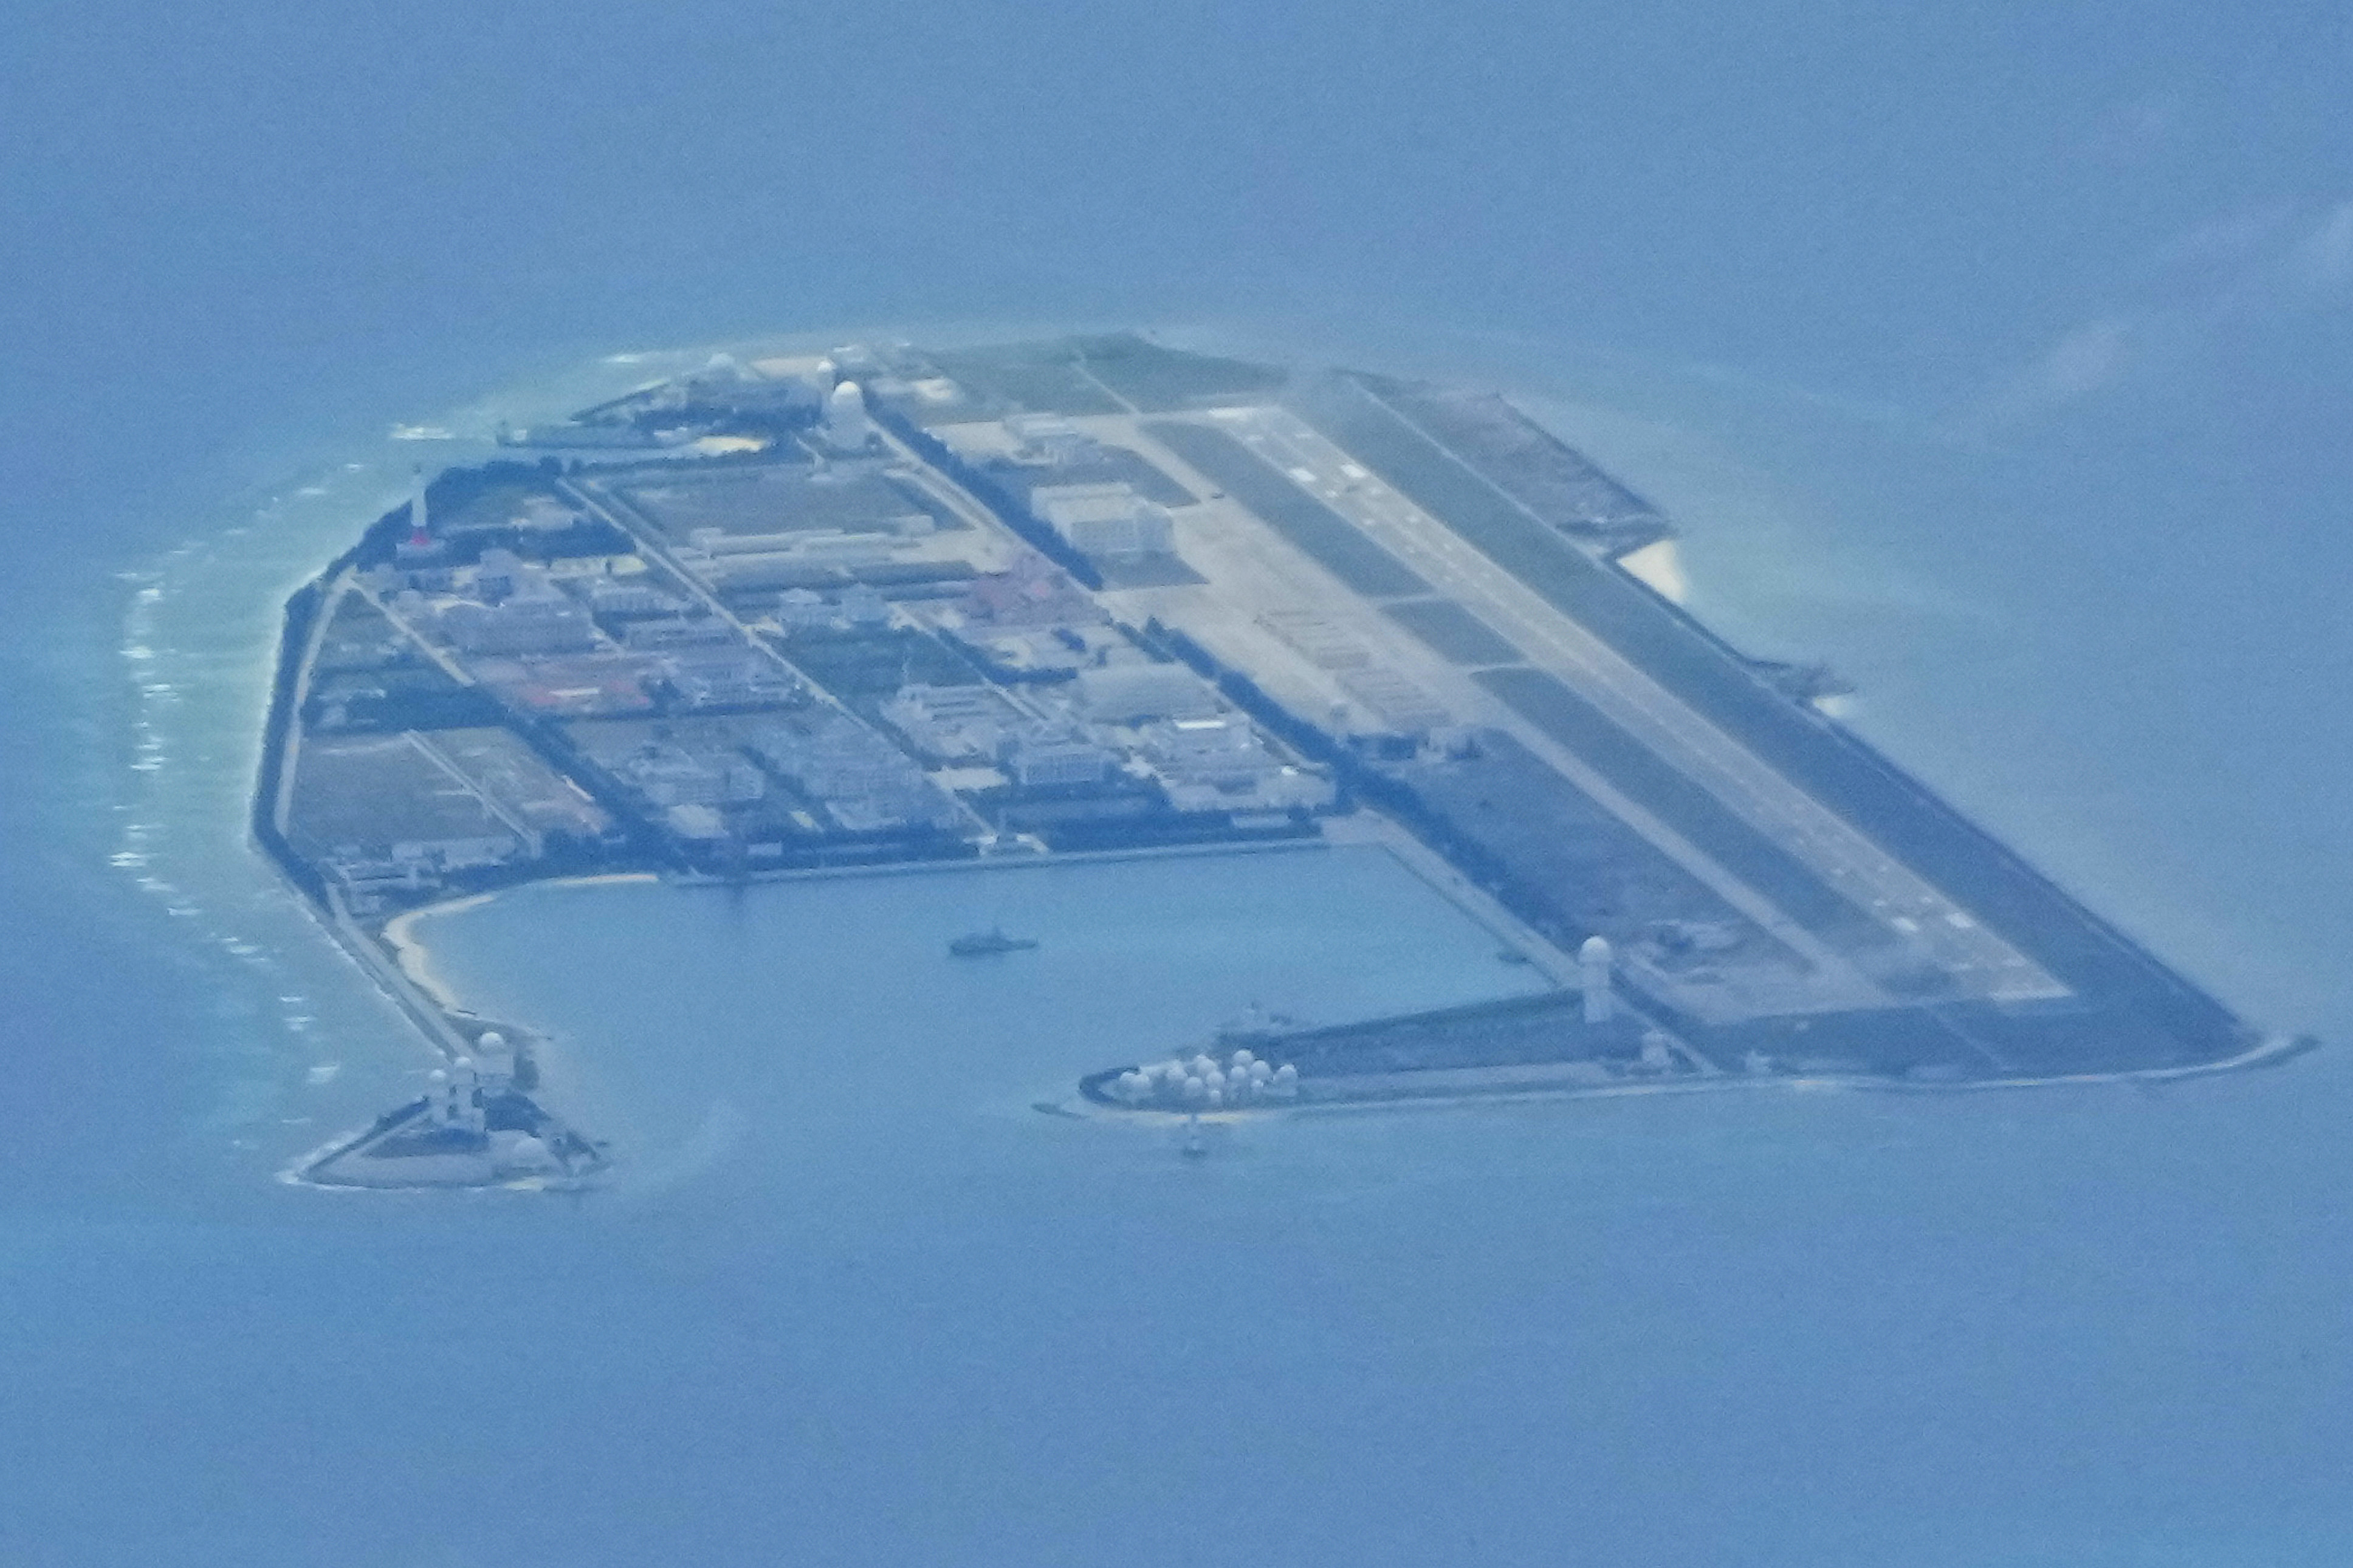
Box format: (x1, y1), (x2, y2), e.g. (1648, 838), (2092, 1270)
(1180, 1114), (1209, 1159)
(1496, 948), (1534, 967)
(949, 926), (1040, 957)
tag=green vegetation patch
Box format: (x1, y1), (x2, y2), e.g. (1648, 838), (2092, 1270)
(1067, 334), (1286, 412)
(620, 465), (957, 541)
(304, 663), (503, 734)
(918, 334), (1283, 417)
(1353, 372), (1667, 546)
(785, 626), (983, 702)
(314, 595), (407, 673)
(285, 733), (513, 860)
(926, 344), (1125, 417)
(433, 482), (555, 535)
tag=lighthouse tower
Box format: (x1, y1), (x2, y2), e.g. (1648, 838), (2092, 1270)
(395, 465), (438, 561)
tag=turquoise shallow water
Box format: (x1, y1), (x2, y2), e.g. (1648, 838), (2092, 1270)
(11, 832), (2351, 1566)
(419, 848), (1555, 1198)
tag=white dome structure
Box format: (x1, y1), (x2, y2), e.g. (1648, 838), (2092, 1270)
(822, 380), (874, 451)
(489, 1131), (557, 1173)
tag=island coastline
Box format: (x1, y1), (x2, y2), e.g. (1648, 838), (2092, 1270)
(246, 330), (2295, 1188)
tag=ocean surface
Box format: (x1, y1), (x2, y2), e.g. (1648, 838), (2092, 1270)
(6, 2), (2352, 1563)
(7, 337), (2346, 1568)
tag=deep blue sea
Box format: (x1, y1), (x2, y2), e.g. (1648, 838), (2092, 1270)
(5, 2), (2351, 1563)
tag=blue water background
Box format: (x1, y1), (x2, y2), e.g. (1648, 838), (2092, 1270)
(4, 1), (2351, 1562)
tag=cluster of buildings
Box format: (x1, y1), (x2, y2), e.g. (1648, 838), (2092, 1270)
(436, 574), (597, 656)
(774, 583), (891, 634)
(878, 683), (1118, 793)
(374, 528), (809, 722)
(749, 713), (958, 833)
(873, 649), (1333, 817)
(584, 573), (683, 618)
(890, 549), (1340, 819)
(296, 358), (1345, 899)
(287, 725), (612, 902)
(879, 682), (1015, 762)
(1134, 714), (1335, 813)
(957, 553), (1104, 629)
(1250, 609), (1451, 744)
(561, 721), (772, 842)
(607, 739), (767, 810)
(656, 644), (800, 710)
(610, 433), (958, 601)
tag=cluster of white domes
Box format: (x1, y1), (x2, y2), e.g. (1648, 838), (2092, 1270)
(1110, 1049), (1299, 1109)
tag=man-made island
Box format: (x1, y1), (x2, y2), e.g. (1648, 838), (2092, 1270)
(255, 334), (2298, 1186)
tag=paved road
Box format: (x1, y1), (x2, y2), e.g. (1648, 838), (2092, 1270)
(1228, 408), (2059, 1003)
(1108, 414), (1888, 1018)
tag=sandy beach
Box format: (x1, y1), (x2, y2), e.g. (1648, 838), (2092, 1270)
(378, 873), (660, 1012)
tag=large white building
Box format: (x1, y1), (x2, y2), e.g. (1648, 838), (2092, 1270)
(1076, 662), (1218, 723)
(614, 742), (766, 808)
(1141, 715), (1336, 813)
(1007, 731), (1114, 790)
(882, 682), (1012, 761)
(1003, 413), (1094, 465)
(1031, 482), (1175, 560)
(658, 647), (799, 709)
(438, 577), (599, 656)
(586, 575), (679, 618)
(473, 547), (524, 601)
